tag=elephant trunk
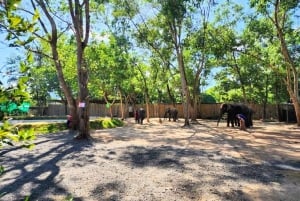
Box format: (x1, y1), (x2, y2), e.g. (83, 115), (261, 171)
(217, 112), (223, 126)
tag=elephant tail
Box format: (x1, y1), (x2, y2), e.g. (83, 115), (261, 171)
(217, 117), (221, 126)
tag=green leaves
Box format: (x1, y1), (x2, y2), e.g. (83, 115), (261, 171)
(9, 16), (22, 27)
(32, 10), (40, 22)
(0, 121), (35, 149)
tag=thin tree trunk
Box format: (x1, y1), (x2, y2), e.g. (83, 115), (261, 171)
(37, 0), (79, 129)
(119, 90), (124, 120)
(263, 74), (269, 120)
(144, 87), (150, 123)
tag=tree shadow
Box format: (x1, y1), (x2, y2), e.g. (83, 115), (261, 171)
(1, 119), (299, 200)
(118, 145), (192, 169)
(1, 132), (93, 200)
(182, 121), (300, 200)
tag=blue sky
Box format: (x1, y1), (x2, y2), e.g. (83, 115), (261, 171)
(0, 38), (14, 66)
(0, 33), (22, 67)
(0, 33), (22, 87)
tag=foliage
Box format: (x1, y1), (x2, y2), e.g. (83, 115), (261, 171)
(15, 122), (68, 135)
(27, 57), (60, 105)
(0, 121), (35, 149)
(90, 118), (124, 129)
(200, 93), (216, 103)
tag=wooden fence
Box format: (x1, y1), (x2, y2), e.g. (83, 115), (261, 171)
(31, 103), (281, 120)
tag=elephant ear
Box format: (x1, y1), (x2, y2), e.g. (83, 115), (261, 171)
(227, 104), (232, 110)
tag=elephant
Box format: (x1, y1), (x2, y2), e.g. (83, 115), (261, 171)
(138, 108), (146, 124)
(164, 107), (178, 122)
(217, 103), (253, 128)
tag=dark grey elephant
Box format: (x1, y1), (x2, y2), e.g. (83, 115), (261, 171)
(217, 103), (253, 128)
(164, 107), (178, 122)
(138, 108), (146, 124)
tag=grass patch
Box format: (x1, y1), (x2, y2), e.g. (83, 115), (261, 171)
(6, 116), (67, 120)
(14, 122), (67, 135)
(90, 118), (124, 129)
(14, 118), (124, 135)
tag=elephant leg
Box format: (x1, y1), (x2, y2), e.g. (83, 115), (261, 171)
(245, 116), (249, 127)
(164, 108), (170, 120)
(235, 117), (240, 126)
(227, 117), (234, 127)
(249, 113), (253, 127)
(226, 116), (230, 127)
(239, 106), (253, 128)
(227, 113), (235, 127)
(230, 118), (235, 127)
(245, 114), (252, 128)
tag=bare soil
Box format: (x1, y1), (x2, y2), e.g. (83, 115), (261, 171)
(1, 118), (300, 201)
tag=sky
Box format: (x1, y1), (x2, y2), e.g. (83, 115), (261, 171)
(0, 35), (18, 67)
(0, 33), (23, 86)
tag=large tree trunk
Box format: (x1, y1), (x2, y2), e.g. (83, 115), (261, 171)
(76, 61), (90, 139)
(69, 0), (91, 138)
(177, 50), (191, 127)
(294, 101), (300, 127)
(136, 63), (150, 123)
(287, 87), (300, 126)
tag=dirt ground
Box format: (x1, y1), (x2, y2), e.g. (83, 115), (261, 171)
(1, 118), (300, 201)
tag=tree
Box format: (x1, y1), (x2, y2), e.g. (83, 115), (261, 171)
(87, 34), (132, 119)
(0, 0), (93, 138)
(203, 0), (288, 108)
(157, 0), (192, 126)
(27, 51), (60, 115)
(250, 0), (300, 125)
(186, 1), (216, 121)
(67, 0), (91, 138)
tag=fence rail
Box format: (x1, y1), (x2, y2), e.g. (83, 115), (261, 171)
(29, 103), (287, 120)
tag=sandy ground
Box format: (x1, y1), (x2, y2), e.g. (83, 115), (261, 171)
(0, 118), (300, 201)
